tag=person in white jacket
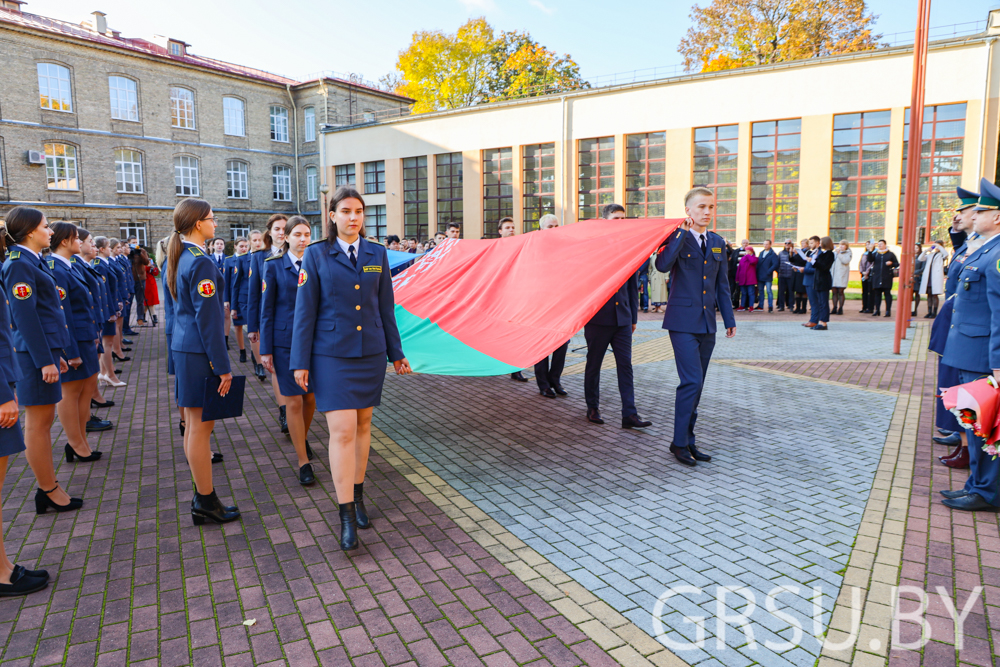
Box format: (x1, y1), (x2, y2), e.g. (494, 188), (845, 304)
(830, 241), (852, 315)
(918, 240), (946, 318)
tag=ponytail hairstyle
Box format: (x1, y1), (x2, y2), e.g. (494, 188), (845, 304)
(94, 236), (110, 252)
(77, 227), (92, 243)
(156, 234), (170, 268)
(167, 198), (212, 299)
(3, 206), (45, 255)
(327, 186), (366, 245)
(262, 214), (288, 251)
(48, 221), (79, 252)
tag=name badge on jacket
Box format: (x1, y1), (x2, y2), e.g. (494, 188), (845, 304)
(712, 247), (721, 254)
(363, 265), (382, 273)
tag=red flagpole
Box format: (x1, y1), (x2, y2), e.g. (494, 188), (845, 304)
(894, 0), (932, 354)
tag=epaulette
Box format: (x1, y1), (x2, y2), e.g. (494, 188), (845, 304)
(70, 256), (77, 263)
(366, 238), (385, 247)
(187, 247), (204, 257)
(251, 248), (267, 254)
(264, 254), (282, 262)
(308, 239), (326, 246)
(47, 260), (55, 269)
(91, 258), (99, 266)
(7, 251), (20, 260)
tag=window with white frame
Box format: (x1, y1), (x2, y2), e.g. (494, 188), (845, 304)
(272, 165), (292, 201)
(226, 160), (248, 199)
(115, 149), (143, 193)
(306, 166), (318, 201)
(304, 107), (316, 142)
(37, 63), (72, 112)
(170, 87), (195, 129)
(223, 97), (245, 137)
(270, 106), (289, 142)
(230, 223), (251, 241)
(108, 76), (138, 121)
(119, 222), (147, 247)
(174, 155), (199, 196)
(335, 163), (355, 186)
(44, 143), (78, 190)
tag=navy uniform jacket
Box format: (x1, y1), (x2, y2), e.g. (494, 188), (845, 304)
(223, 255), (240, 305)
(1, 248), (71, 368)
(945, 236), (975, 299)
(171, 243), (230, 376)
(92, 259), (119, 318)
(115, 255), (132, 296)
(106, 257), (127, 305)
(212, 253), (227, 280)
(162, 260), (175, 334)
(260, 253), (300, 355)
(290, 238), (404, 369)
(655, 228), (736, 334)
(49, 257), (98, 359)
(587, 270), (639, 327)
(232, 254), (251, 310)
(0, 293), (21, 404)
(74, 257), (108, 325)
(942, 234), (1000, 374)
(246, 250), (269, 333)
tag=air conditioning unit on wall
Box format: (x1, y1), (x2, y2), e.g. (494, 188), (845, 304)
(26, 150), (46, 165)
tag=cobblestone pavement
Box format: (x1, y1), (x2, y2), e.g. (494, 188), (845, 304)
(0, 308), (955, 667)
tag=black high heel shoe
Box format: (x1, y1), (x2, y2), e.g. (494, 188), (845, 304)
(354, 483), (371, 529)
(112, 353), (130, 362)
(34, 484), (83, 514)
(178, 420), (185, 436)
(338, 502), (359, 550)
(65, 444), (102, 463)
(191, 491), (240, 525)
(91, 398), (114, 409)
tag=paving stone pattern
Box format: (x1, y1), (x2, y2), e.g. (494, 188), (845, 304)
(0, 313), (617, 666)
(375, 329), (900, 667)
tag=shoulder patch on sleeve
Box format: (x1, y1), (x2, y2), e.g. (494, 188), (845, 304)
(297, 269), (308, 286)
(197, 279), (216, 297)
(11, 283), (31, 300)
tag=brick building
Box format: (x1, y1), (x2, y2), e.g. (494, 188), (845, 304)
(0, 1), (412, 245)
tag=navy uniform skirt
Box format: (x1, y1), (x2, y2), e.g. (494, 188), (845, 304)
(232, 300), (247, 327)
(15, 350), (63, 406)
(0, 383), (24, 458)
(311, 353), (386, 412)
(273, 346), (308, 397)
(101, 320), (116, 337)
(61, 340), (99, 382)
(174, 351), (211, 408)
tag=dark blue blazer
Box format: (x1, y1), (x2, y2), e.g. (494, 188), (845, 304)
(246, 250), (268, 333)
(655, 228), (736, 334)
(74, 257), (108, 325)
(49, 257), (97, 359)
(0, 293), (20, 404)
(223, 255), (240, 305)
(945, 237), (974, 299)
(92, 258), (119, 318)
(170, 243), (230, 376)
(260, 252), (300, 354)
(942, 234), (1000, 374)
(587, 271), (639, 327)
(212, 253), (227, 280)
(162, 260), (174, 334)
(115, 255), (133, 295)
(106, 257), (127, 304)
(756, 248), (779, 282)
(1, 247), (71, 368)
(291, 238), (404, 368)
(233, 253), (251, 309)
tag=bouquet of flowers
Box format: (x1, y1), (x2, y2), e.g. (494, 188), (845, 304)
(940, 376), (1000, 457)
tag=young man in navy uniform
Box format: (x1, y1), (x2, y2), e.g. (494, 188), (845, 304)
(655, 187), (736, 467)
(940, 178), (1000, 511)
(583, 203), (652, 429)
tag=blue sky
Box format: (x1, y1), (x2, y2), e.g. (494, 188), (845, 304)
(27, 0), (1000, 84)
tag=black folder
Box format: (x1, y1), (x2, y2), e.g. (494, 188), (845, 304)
(201, 375), (246, 421)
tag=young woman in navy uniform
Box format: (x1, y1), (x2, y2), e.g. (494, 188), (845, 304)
(224, 237), (249, 362)
(113, 240), (136, 337)
(48, 223), (102, 463)
(108, 240), (132, 362)
(93, 237), (125, 388)
(248, 215), (289, 430)
(0, 207), (82, 514)
(166, 198), (238, 525)
(291, 187), (411, 551)
(232, 231), (261, 369)
(260, 217), (317, 486)
(74, 230), (115, 412)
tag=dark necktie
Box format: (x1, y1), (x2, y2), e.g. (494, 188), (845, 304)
(700, 235), (706, 255)
(349, 246), (357, 268)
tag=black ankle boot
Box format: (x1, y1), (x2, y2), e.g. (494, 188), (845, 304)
(225, 336), (230, 350)
(279, 405), (288, 434)
(191, 491), (241, 525)
(339, 502), (359, 550)
(239, 349), (247, 363)
(354, 483), (371, 529)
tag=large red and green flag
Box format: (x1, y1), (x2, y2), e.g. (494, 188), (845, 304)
(392, 218), (683, 375)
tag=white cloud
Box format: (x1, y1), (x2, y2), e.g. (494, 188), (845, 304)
(458, 0), (497, 11)
(529, 0), (555, 14)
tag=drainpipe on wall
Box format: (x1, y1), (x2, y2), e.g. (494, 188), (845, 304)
(286, 83), (302, 215)
(977, 37), (997, 179)
(560, 94), (569, 224)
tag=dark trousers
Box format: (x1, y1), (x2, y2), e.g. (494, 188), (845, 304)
(861, 280), (872, 311)
(806, 284), (818, 322)
(873, 287), (893, 314)
(122, 296), (132, 328)
(584, 324), (636, 418)
(777, 276), (793, 309)
(814, 289), (830, 323)
(961, 370), (1000, 505)
(638, 275), (649, 311)
(534, 341), (569, 392)
(936, 360), (962, 433)
(668, 330), (716, 449)
(135, 280), (146, 320)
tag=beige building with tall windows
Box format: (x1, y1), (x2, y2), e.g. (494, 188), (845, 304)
(322, 10), (1000, 259)
(0, 1), (411, 245)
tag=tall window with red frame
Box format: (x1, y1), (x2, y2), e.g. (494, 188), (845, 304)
(522, 143), (556, 232)
(693, 125), (738, 241)
(625, 132), (665, 218)
(829, 110), (891, 243)
(898, 103), (966, 243)
(578, 136), (615, 220)
(750, 119), (801, 243)
(483, 147), (513, 238)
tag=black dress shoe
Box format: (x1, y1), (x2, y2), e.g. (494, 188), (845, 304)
(938, 428), (954, 436)
(354, 482), (371, 529)
(123, 329), (139, 336)
(933, 432), (962, 446)
(112, 353), (130, 362)
(552, 383), (567, 396)
(91, 399), (114, 409)
(339, 502), (359, 550)
(85, 416), (113, 432)
(299, 464), (315, 485)
(689, 443), (712, 462)
(239, 349), (247, 363)
(939, 489), (969, 499)
(65, 443), (102, 462)
(120, 347), (132, 352)
(942, 493), (1000, 512)
(622, 415), (652, 429)
(306, 442), (315, 461)
(279, 406), (288, 434)
(191, 491), (240, 525)
(0, 568), (48, 597)
(34, 485), (83, 514)
(539, 388), (556, 398)
(212, 452), (223, 464)
(510, 371), (529, 382)
(670, 445), (697, 467)
(586, 408), (604, 424)
(122, 338), (133, 345)
(12, 564), (48, 581)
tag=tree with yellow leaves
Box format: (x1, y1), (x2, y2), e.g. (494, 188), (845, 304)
(678, 0), (882, 73)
